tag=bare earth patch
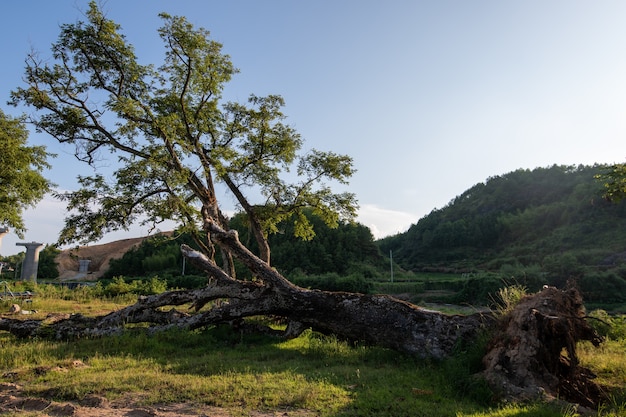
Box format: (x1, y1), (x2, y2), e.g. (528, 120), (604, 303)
(0, 383), (317, 417)
(55, 234), (170, 281)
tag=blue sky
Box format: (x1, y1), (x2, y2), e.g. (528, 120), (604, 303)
(2, 1), (626, 256)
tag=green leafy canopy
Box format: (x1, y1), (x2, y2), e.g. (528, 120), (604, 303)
(596, 163), (626, 202)
(10, 2), (357, 257)
(0, 109), (54, 237)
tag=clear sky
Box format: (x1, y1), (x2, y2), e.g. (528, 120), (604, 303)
(2, 1), (626, 256)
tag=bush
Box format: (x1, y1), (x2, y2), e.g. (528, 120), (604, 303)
(35, 283), (98, 301)
(104, 276), (134, 296)
(578, 272), (626, 304)
(290, 272), (373, 293)
(374, 281), (426, 294)
(101, 276), (168, 296)
(136, 277), (168, 295)
(345, 263), (382, 279)
(454, 275), (505, 305)
(166, 274), (208, 289)
(498, 263), (546, 292)
(588, 309), (626, 340)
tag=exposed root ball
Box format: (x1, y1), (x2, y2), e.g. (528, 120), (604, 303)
(482, 286), (604, 408)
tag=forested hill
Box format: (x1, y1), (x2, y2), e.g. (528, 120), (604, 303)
(378, 164), (626, 280)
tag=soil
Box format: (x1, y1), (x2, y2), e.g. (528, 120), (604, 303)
(0, 383), (317, 417)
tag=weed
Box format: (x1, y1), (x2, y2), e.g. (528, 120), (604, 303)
(440, 331), (494, 406)
(491, 284), (528, 316)
(587, 310), (626, 340)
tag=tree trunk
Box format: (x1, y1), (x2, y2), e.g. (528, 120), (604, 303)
(0, 244), (489, 358)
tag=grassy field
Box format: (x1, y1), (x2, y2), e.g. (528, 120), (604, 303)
(0, 287), (625, 416)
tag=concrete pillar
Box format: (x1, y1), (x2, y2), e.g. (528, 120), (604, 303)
(78, 259), (91, 273)
(0, 227), (8, 255)
(15, 242), (44, 283)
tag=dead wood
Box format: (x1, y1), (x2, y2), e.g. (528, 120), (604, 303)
(0, 244), (491, 358)
(482, 286), (605, 408)
(0, 222), (493, 358)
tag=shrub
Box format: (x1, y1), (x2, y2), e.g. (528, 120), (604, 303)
(454, 275), (505, 305)
(588, 309), (626, 340)
(104, 276), (134, 296)
(498, 263), (546, 292)
(578, 272), (626, 304)
(290, 272), (373, 293)
(374, 281), (426, 294)
(166, 274), (208, 289)
(136, 276), (168, 295)
(345, 263), (382, 279)
(101, 276), (168, 296)
(492, 284), (528, 316)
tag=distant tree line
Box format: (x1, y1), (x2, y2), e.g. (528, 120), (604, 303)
(231, 209), (383, 276)
(7, 164), (626, 306)
(0, 245), (59, 280)
(378, 164), (626, 304)
(102, 209), (385, 293)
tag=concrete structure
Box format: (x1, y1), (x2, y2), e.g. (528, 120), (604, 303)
(0, 227), (8, 255)
(78, 259), (91, 273)
(15, 242), (44, 282)
(67, 259), (93, 281)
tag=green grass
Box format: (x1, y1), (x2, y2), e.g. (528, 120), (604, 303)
(457, 403), (583, 417)
(579, 339), (626, 396)
(0, 293), (625, 416)
(0, 328), (480, 415)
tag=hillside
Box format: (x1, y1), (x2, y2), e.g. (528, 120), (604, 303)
(50, 164), (626, 304)
(55, 235), (166, 280)
(101, 213), (385, 288)
(378, 164), (626, 304)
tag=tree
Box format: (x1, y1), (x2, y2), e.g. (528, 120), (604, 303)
(596, 163), (626, 202)
(7, 0), (475, 352)
(0, 109), (54, 237)
(37, 244), (61, 279)
(4, 3), (606, 407)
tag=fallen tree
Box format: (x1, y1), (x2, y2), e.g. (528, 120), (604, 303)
(3, 2), (608, 409)
(0, 253), (607, 408)
(0, 229), (607, 408)
(1, 235), (489, 359)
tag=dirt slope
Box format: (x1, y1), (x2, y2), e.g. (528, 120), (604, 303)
(55, 234), (170, 281)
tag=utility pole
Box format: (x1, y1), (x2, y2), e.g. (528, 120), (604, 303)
(390, 250), (394, 283)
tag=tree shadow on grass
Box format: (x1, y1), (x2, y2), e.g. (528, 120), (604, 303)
(14, 325), (566, 417)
